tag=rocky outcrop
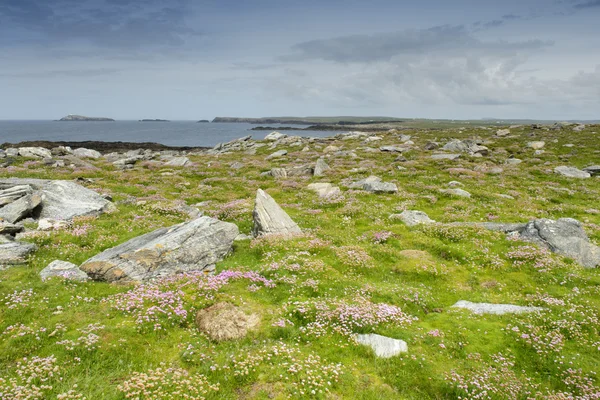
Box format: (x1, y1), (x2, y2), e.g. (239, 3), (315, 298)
(59, 115), (114, 122)
(554, 166), (591, 179)
(195, 302), (260, 341)
(80, 216), (238, 283)
(18, 147), (52, 158)
(355, 334), (408, 358)
(0, 185), (33, 207)
(252, 189), (301, 237)
(0, 192), (42, 223)
(452, 300), (542, 315)
(40, 260), (88, 281)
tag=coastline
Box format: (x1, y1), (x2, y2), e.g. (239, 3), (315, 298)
(0, 140), (208, 154)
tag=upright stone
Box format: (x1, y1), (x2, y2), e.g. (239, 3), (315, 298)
(252, 189), (301, 237)
(313, 158), (330, 177)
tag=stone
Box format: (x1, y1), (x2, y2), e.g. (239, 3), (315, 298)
(286, 165), (313, 177)
(37, 218), (70, 231)
(270, 168), (287, 178)
(0, 185), (33, 207)
(448, 181), (463, 187)
(440, 188), (471, 198)
(364, 136), (382, 143)
(18, 147), (52, 158)
(505, 158), (522, 165)
(380, 146), (406, 153)
(573, 124), (585, 132)
(51, 146), (72, 156)
(431, 154), (460, 160)
(0, 193), (42, 223)
(442, 140), (469, 153)
(554, 166), (590, 179)
(113, 157), (140, 168)
(265, 150), (287, 160)
(496, 129), (510, 137)
(0, 222), (23, 235)
(323, 145), (339, 153)
(583, 165), (600, 176)
(80, 216), (238, 283)
(363, 181), (398, 194)
(452, 300), (542, 315)
(0, 240), (36, 266)
(393, 210), (435, 226)
(424, 142), (439, 150)
(313, 158), (330, 177)
(527, 141), (545, 150)
(40, 260), (88, 281)
(73, 148), (102, 159)
(307, 183), (341, 198)
(399, 134), (412, 142)
(0, 179), (114, 220)
(252, 189), (301, 237)
(355, 334), (408, 358)
(230, 162), (244, 170)
(62, 155), (97, 169)
(195, 302), (260, 341)
(264, 131), (287, 141)
(165, 157), (191, 167)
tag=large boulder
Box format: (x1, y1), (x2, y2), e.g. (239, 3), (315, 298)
(252, 189), (301, 237)
(313, 158), (330, 177)
(73, 148), (102, 159)
(18, 147), (52, 158)
(0, 179), (114, 220)
(80, 216), (238, 283)
(195, 302), (260, 341)
(40, 260), (88, 281)
(0, 193), (42, 223)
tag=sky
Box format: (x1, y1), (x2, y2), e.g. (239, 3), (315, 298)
(1, 0), (599, 120)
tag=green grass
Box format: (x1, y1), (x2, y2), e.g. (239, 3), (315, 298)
(1, 124), (599, 398)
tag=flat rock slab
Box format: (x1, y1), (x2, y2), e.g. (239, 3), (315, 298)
(0, 193), (42, 223)
(252, 189), (301, 237)
(348, 176), (398, 193)
(452, 300), (542, 315)
(393, 210), (435, 226)
(165, 157), (191, 167)
(0, 185), (33, 207)
(41, 260), (89, 281)
(554, 166), (590, 179)
(265, 150), (288, 160)
(355, 333), (408, 358)
(0, 241), (37, 267)
(0, 178), (114, 220)
(431, 153), (461, 160)
(440, 188), (471, 198)
(583, 165), (600, 176)
(80, 216), (239, 283)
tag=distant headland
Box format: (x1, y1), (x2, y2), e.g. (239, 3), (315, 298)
(58, 114), (115, 122)
(197, 120), (210, 123)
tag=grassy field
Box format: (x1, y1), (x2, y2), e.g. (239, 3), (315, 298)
(1, 124), (599, 399)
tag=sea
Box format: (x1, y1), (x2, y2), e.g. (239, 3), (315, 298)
(0, 121), (335, 148)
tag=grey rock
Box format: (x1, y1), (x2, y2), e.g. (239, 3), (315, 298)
(573, 124), (585, 132)
(399, 134), (412, 142)
(37, 218), (70, 231)
(583, 165), (600, 176)
(270, 168), (287, 178)
(40, 260), (88, 281)
(264, 131), (287, 141)
(230, 162), (244, 170)
(442, 140), (469, 153)
(363, 181), (398, 194)
(554, 166), (591, 179)
(165, 157), (191, 167)
(380, 145), (406, 153)
(527, 141), (545, 150)
(505, 158), (522, 165)
(0, 193), (42, 223)
(394, 210), (435, 226)
(355, 333), (408, 358)
(62, 155), (97, 169)
(18, 147), (52, 158)
(80, 216), (238, 283)
(5, 148), (19, 157)
(496, 129), (510, 137)
(424, 141), (439, 150)
(452, 300), (542, 315)
(51, 146), (73, 156)
(307, 183), (341, 198)
(0, 222), (24, 235)
(286, 165), (313, 177)
(0, 179), (114, 220)
(73, 148), (102, 159)
(0, 240), (36, 266)
(0, 185), (33, 207)
(313, 158), (330, 177)
(252, 189), (301, 237)
(431, 153), (460, 160)
(440, 188), (471, 198)
(265, 150), (288, 160)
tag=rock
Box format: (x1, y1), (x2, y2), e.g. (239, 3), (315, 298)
(583, 165), (600, 176)
(573, 124), (585, 132)
(448, 181), (463, 187)
(51, 146), (73, 156)
(527, 141), (545, 150)
(519, 218), (600, 268)
(452, 300), (542, 315)
(323, 145), (339, 153)
(40, 260), (88, 281)
(18, 147), (52, 158)
(442, 140), (469, 153)
(424, 142), (439, 150)
(80, 216), (238, 283)
(264, 131), (287, 141)
(37, 218), (70, 231)
(431, 154), (460, 160)
(0, 193), (42, 223)
(496, 129), (510, 137)
(380, 146), (406, 153)
(234, 233), (253, 241)
(363, 181), (398, 194)
(265, 150), (287, 160)
(62, 155), (97, 169)
(355, 334), (408, 358)
(399, 134), (412, 142)
(313, 158), (330, 177)
(307, 183), (341, 198)
(73, 148), (102, 159)
(286, 165), (313, 177)
(554, 166), (590, 179)
(363, 136), (382, 143)
(440, 188), (471, 198)
(505, 158), (522, 165)
(113, 157), (140, 168)
(0, 185), (33, 207)
(230, 162), (244, 170)
(195, 302), (260, 341)
(0, 179), (114, 220)
(5, 148), (19, 157)
(252, 189), (301, 237)
(270, 168), (287, 178)
(0, 222), (23, 235)
(393, 210), (435, 226)
(0, 240), (36, 266)
(165, 157), (191, 167)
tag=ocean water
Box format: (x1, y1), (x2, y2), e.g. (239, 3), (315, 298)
(0, 121), (334, 148)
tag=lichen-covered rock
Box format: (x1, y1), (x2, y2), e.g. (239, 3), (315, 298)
(252, 189), (301, 237)
(80, 216), (239, 283)
(0, 185), (33, 207)
(195, 302), (260, 341)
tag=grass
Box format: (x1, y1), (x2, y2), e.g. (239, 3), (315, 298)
(0, 124), (599, 399)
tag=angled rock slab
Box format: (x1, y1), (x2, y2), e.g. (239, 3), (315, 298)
(41, 260), (89, 281)
(440, 188), (471, 198)
(583, 165), (600, 176)
(355, 333), (408, 358)
(452, 300), (542, 315)
(393, 210), (435, 226)
(0, 179), (114, 220)
(253, 189), (301, 237)
(313, 158), (330, 177)
(265, 150), (288, 160)
(431, 153), (460, 160)
(348, 176), (398, 193)
(165, 157), (191, 167)
(0, 185), (33, 207)
(80, 216), (239, 283)
(0, 193), (42, 223)
(0, 240), (37, 267)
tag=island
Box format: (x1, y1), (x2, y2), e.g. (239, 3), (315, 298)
(58, 114), (115, 122)
(139, 119), (170, 122)
(197, 120), (210, 123)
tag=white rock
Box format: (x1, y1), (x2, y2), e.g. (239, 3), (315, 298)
(73, 148), (102, 159)
(554, 166), (590, 179)
(452, 300), (542, 315)
(264, 131), (287, 141)
(40, 260), (88, 281)
(307, 183), (341, 198)
(393, 210), (435, 226)
(355, 334), (408, 358)
(18, 147), (52, 159)
(252, 189), (301, 237)
(440, 188), (471, 198)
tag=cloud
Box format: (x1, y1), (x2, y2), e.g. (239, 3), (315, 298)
(284, 25), (551, 63)
(573, 0), (600, 8)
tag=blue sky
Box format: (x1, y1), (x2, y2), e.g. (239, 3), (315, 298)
(1, 0), (599, 120)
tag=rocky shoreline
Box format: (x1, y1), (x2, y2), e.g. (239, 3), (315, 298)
(1, 140), (208, 154)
